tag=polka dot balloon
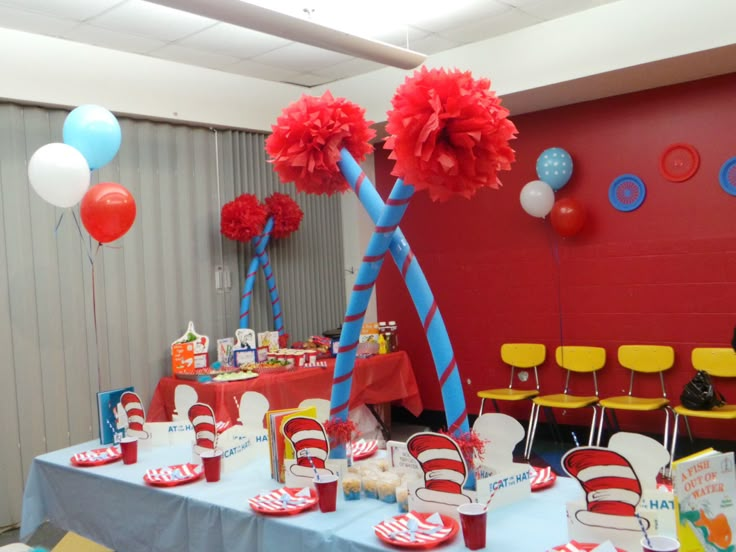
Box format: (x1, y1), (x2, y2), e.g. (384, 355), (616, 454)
(535, 147), (573, 191)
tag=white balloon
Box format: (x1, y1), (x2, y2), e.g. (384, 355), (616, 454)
(28, 143), (90, 208)
(520, 179), (555, 218)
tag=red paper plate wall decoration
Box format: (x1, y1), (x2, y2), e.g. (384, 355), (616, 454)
(659, 143), (699, 182)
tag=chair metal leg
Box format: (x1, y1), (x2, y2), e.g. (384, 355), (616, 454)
(596, 406), (607, 446)
(588, 405), (599, 446)
(543, 407), (564, 445)
(524, 402), (540, 460)
(479, 398), (486, 416)
(492, 399), (500, 413)
(669, 413), (681, 478)
(683, 416), (693, 443)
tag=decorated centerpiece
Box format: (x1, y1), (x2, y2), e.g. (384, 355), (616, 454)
(266, 68), (517, 495)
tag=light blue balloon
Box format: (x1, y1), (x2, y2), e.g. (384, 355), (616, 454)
(536, 147), (573, 191)
(63, 105), (121, 170)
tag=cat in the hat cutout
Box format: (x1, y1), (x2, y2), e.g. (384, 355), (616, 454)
(563, 447), (647, 532)
(406, 432), (473, 513)
(188, 403), (218, 456)
(120, 391), (149, 439)
(563, 434), (675, 551)
(173, 384), (198, 421)
(281, 416), (334, 481)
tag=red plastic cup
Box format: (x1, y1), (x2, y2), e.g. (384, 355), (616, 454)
(641, 536), (680, 552)
(200, 449), (223, 482)
(457, 503), (488, 550)
(313, 474), (338, 513)
(120, 437), (138, 465)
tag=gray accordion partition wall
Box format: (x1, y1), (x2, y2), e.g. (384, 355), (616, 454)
(0, 102), (346, 526)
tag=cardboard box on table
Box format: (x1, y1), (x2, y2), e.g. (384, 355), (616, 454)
(563, 432), (675, 551)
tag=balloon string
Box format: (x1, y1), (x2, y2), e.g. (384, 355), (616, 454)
(547, 222), (565, 365)
(91, 242), (103, 393)
(53, 211), (65, 235)
(71, 208), (94, 265)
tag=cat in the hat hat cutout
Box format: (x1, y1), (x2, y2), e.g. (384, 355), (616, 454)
(407, 432), (472, 507)
(282, 416), (334, 478)
(120, 391), (150, 439)
(563, 447), (648, 532)
(188, 403), (218, 455)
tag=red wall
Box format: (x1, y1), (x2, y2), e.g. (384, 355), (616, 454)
(374, 72), (736, 440)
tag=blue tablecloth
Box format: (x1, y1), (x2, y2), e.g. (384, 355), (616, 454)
(21, 441), (580, 552)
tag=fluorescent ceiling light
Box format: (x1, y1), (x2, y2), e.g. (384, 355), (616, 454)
(146, 0), (427, 69)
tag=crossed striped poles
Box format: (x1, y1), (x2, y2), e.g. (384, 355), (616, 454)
(329, 177), (413, 459)
(238, 217), (285, 336)
(334, 149), (472, 484)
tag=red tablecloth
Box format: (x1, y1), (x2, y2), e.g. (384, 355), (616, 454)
(147, 351), (422, 425)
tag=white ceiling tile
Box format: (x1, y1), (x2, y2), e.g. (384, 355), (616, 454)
(408, 34), (463, 55)
(285, 73), (332, 87)
(311, 57), (385, 80)
(409, 0), (511, 33)
(0, 4), (79, 36)
(371, 26), (429, 49)
(88, 0), (216, 42)
(437, 8), (542, 43)
(61, 23), (165, 53)
(149, 43), (240, 69)
(225, 59), (305, 82)
(251, 43), (353, 73)
(0, 0), (124, 21)
(515, 0), (616, 20)
(177, 22), (291, 58)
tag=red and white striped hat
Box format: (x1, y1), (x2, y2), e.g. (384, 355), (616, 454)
(120, 391), (149, 438)
(562, 447), (648, 531)
(407, 432), (471, 507)
(188, 403), (217, 453)
(282, 417), (333, 478)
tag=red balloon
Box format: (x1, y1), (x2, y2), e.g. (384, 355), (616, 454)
(80, 182), (136, 243)
(550, 197), (586, 237)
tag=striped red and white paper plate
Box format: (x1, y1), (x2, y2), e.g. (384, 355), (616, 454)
(143, 463), (203, 487)
(530, 465), (557, 491)
(248, 487), (318, 516)
(374, 512), (458, 549)
(351, 439), (378, 461)
(70, 446), (122, 467)
(548, 541), (625, 552)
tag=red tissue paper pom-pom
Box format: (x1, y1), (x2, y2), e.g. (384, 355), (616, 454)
(384, 67), (518, 202)
(220, 193), (268, 243)
(266, 91), (376, 195)
(439, 429), (488, 470)
(265, 192), (304, 239)
(323, 417), (359, 446)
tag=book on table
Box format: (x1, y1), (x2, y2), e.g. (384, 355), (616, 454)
(96, 386), (134, 445)
(672, 448), (736, 552)
(266, 406), (318, 483)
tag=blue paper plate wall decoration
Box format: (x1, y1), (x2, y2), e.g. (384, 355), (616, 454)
(719, 157), (736, 196)
(609, 174), (646, 212)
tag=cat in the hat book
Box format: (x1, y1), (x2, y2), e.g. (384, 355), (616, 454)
(673, 449), (736, 552)
(96, 386), (134, 445)
(266, 406), (317, 483)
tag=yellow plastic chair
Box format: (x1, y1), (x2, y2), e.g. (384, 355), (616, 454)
(476, 343), (546, 415)
(524, 345), (605, 459)
(670, 347), (736, 461)
(596, 345), (674, 448)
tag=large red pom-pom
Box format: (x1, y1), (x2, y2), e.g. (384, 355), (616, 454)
(220, 193), (268, 243)
(266, 91), (376, 195)
(265, 193), (304, 239)
(384, 67), (518, 202)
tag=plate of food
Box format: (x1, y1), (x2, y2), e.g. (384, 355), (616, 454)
(70, 446), (122, 467)
(374, 512), (458, 549)
(248, 487), (318, 516)
(212, 371), (259, 382)
(143, 463), (203, 487)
